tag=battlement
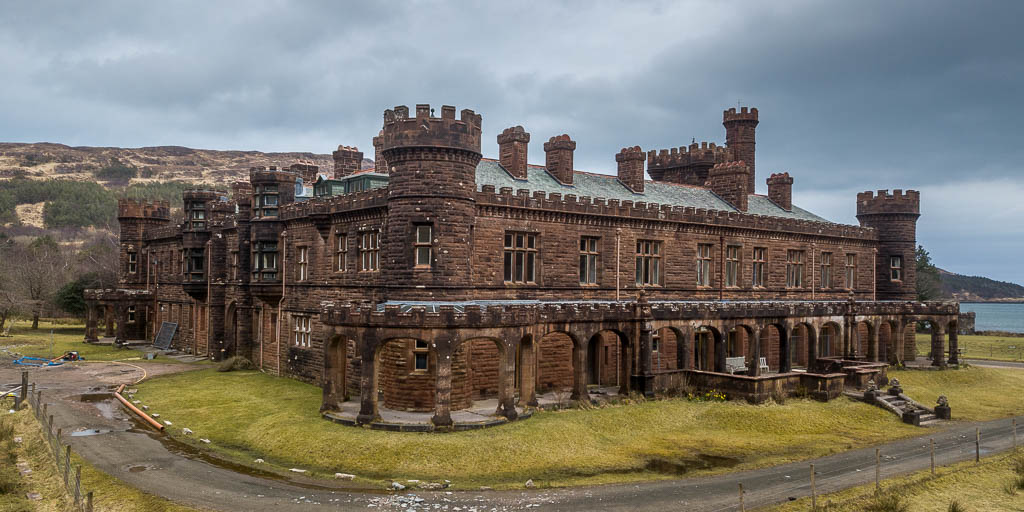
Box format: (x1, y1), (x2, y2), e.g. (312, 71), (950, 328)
(279, 187), (389, 221)
(249, 166), (299, 182)
(378, 104), (482, 155)
(856, 189), (921, 216)
(709, 160), (748, 175)
(475, 185), (877, 241)
(647, 142), (731, 170)
(497, 126), (530, 144)
(182, 189), (226, 203)
(117, 198), (170, 220)
(723, 106), (759, 123)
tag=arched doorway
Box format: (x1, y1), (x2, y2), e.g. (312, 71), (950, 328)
(321, 334), (349, 412)
(693, 326), (722, 372)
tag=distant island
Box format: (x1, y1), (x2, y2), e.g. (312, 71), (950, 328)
(939, 268), (1024, 303)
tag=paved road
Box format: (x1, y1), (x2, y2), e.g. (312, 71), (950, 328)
(4, 361), (1023, 511)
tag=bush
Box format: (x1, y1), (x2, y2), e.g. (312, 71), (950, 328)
(863, 493), (909, 512)
(92, 158), (138, 182)
(947, 498), (967, 512)
(218, 356), (254, 372)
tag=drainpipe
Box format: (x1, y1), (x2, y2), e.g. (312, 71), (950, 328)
(206, 239), (213, 358)
(615, 228), (621, 302)
(811, 243), (817, 300)
(872, 248), (877, 302)
(258, 306), (264, 370)
(719, 236), (724, 300)
(276, 230), (288, 376)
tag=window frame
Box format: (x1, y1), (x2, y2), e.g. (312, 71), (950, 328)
(127, 251), (137, 274)
(292, 314), (311, 347)
(579, 236), (599, 285)
(845, 253), (857, 290)
(359, 230), (380, 272)
(696, 243), (713, 288)
(297, 245), (309, 282)
(334, 233), (347, 272)
(820, 252), (832, 289)
(890, 255), (903, 281)
(752, 247), (767, 288)
(413, 224), (433, 269)
(413, 339), (429, 372)
(635, 240), (662, 287)
(251, 241), (279, 282)
(725, 245), (741, 288)
(786, 249), (805, 288)
(503, 232), (538, 284)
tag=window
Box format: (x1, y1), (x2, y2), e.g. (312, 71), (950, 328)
(579, 237), (599, 285)
(127, 252), (137, 274)
(360, 231), (380, 271)
(190, 207), (206, 230)
(334, 234), (347, 272)
(652, 331), (660, 353)
(293, 315), (311, 347)
(635, 240), (662, 286)
(251, 241), (278, 281)
(845, 253), (857, 289)
(696, 243), (713, 287)
(252, 184), (279, 218)
(752, 247), (767, 288)
(413, 340), (429, 371)
(187, 248), (205, 282)
(414, 225), (432, 268)
(127, 306), (136, 323)
(786, 250), (805, 288)
(820, 252), (832, 289)
(890, 255), (903, 281)
(179, 249), (185, 275)
(504, 232), (537, 284)
(297, 246), (309, 281)
(230, 251), (238, 280)
(725, 245), (740, 288)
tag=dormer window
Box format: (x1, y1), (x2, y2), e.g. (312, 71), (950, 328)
(253, 184), (280, 218)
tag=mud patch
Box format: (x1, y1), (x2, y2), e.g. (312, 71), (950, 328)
(124, 463), (159, 473)
(643, 454), (741, 475)
(70, 428), (113, 437)
(78, 392), (113, 402)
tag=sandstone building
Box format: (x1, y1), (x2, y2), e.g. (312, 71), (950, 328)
(86, 104), (959, 429)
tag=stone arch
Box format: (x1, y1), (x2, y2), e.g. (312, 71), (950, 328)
(517, 333), (537, 407)
(692, 325), (723, 372)
(918, 317), (948, 367)
(856, 320), (875, 360)
(585, 329), (633, 395)
(818, 321), (842, 359)
(536, 331), (577, 394)
(374, 337), (437, 412)
(877, 320), (900, 364)
(453, 336), (516, 418)
(321, 332), (350, 412)
(792, 322), (818, 368)
(758, 323), (789, 373)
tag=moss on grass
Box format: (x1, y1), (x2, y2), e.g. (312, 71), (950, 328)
(0, 321), (189, 364)
(916, 333), (1024, 363)
(892, 366), (1024, 421)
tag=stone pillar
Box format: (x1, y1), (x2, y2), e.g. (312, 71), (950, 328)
(521, 338), (538, 407)
(497, 343), (517, 420)
(868, 323), (879, 362)
(807, 325), (819, 370)
(749, 328), (762, 377)
(618, 340), (632, 396)
(679, 328), (692, 370)
(356, 339), (377, 425)
(931, 324), (946, 367)
(714, 332), (727, 373)
(636, 321), (655, 397)
(432, 341), (454, 428)
(570, 342), (590, 402)
(104, 306), (115, 337)
(778, 326), (792, 373)
(948, 328), (959, 365)
(85, 304), (99, 342)
(114, 307), (126, 344)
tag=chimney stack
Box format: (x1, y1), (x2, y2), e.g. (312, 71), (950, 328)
(497, 126), (530, 179)
(544, 134), (576, 185)
(372, 131), (388, 174)
(767, 172), (794, 211)
(708, 161), (750, 212)
(333, 145), (363, 178)
(616, 146), (646, 193)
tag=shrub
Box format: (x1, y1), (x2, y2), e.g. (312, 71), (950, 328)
(218, 356), (255, 372)
(92, 158), (138, 182)
(863, 493), (909, 512)
(947, 498), (967, 512)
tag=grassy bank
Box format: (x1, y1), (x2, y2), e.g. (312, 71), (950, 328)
(132, 369), (928, 489)
(0, 406), (202, 512)
(0, 320), (169, 362)
(765, 449), (1024, 511)
(889, 366), (1024, 421)
(916, 333), (1024, 363)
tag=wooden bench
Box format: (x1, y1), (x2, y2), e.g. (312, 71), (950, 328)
(726, 356), (747, 374)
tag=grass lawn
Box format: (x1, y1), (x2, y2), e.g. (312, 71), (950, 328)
(764, 448), (1024, 511)
(0, 320), (180, 363)
(1, 405), (204, 512)
(889, 366), (1024, 421)
(916, 333), (1024, 363)
(132, 369), (932, 490)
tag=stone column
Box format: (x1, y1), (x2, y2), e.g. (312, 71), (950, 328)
(85, 304), (99, 342)
(807, 325), (818, 370)
(497, 342), (518, 420)
(618, 340), (632, 396)
(868, 322), (879, 362)
(104, 306), (115, 337)
(637, 321), (655, 397)
(114, 307), (126, 344)
(571, 341), (590, 402)
(356, 338), (377, 425)
(432, 342), (454, 428)
(714, 331), (727, 373)
(948, 327), (959, 365)
(521, 337), (538, 407)
(748, 328), (762, 377)
(779, 325), (792, 373)
(931, 324), (946, 367)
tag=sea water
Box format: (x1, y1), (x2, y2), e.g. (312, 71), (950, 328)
(960, 303), (1024, 333)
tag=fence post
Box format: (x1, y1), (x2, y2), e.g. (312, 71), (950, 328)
(875, 448), (881, 494)
(930, 438), (935, 475)
(16, 371), (28, 409)
(74, 465), (82, 505)
(86, 491), (93, 512)
(1014, 419), (1018, 450)
(975, 427), (981, 463)
(738, 482), (745, 511)
(810, 463), (816, 509)
(64, 445), (71, 487)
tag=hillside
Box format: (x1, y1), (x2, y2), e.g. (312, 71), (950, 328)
(0, 142), (372, 230)
(939, 268), (1024, 302)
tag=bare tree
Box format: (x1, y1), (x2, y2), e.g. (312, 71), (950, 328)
(10, 236), (71, 329)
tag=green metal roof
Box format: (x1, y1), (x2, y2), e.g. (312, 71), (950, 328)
(475, 159), (830, 223)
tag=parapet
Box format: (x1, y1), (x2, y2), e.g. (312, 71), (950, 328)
(497, 126), (530, 144)
(647, 142), (731, 170)
(709, 160), (749, 175)
(856, 189), (920, 216)
(182, 188), (226, 204)
(767, 172), (794, 185)
(378, 104), (482, 155)
(543, 134), (576, 152)
(249, 166), (299, 183)
(615, 146), (646, 162)
(723, 106), (759, 123)
(117, 198), (170, 220)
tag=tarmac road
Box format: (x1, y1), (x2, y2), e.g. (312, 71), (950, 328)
(3, 360), (1022, 511)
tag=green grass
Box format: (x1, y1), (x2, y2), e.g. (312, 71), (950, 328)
(764, 449), (1024, 511)
(891, 366), (1024, 421)
(916, 333), (1024, 363)
(0, 404), (203, 512)
(0, 320), (178, 363)
(132, 369), (931, 489)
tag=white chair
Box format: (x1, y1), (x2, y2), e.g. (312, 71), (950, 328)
(759, 357), (770, 374)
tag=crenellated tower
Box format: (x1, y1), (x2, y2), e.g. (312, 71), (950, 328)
(379, 104), (483, 299)
(117, 199), (171, 288)
(856, 189), (920, 300)
(723, 107), (758, 193)
(646, 142), (732, 186)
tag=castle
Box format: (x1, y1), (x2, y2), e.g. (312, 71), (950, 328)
(85, 104), (959, 430)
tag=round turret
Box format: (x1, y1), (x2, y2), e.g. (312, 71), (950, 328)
(856, 189), (921, 300)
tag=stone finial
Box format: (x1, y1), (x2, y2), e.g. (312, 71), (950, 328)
(936, 395), (948, 407)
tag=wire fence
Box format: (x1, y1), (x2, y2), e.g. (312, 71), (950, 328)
(20, 377), (95, 512)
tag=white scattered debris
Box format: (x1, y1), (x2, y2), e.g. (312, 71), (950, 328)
(142, 405), (149, 411)
(182, 428), (193, 435)
(289, 468), (307, 473)
(132, 400), (141, 404)
(13, 437), (22, 444)
(200, 438), (211, 444)
(418, 482), (444, 490)
(254, 458), (265, 464)
(163, 420), (172, 426)
(391, 482), (407, 491)
(334, 473), (355, 480)
(524, 479), (536, 488)
(151, 413), (160, 418)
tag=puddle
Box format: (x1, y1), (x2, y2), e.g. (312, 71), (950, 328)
(125, 463), (158, 473)
(78, 392), (114, 402)
(643, 455), (741, 475)
(70, 428), (112, 437)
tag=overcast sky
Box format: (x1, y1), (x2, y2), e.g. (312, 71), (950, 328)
(2, 1), (1022, 284)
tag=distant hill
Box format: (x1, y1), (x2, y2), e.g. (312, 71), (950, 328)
(0, 142), (373, 230)
(939, 268), (1024, 302)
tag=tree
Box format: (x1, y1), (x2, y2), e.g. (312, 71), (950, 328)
(10, 235), (70, 329)
(0, 236), (21, 330)
(916, 245), (942, 301)
(54, 273), (102, 317)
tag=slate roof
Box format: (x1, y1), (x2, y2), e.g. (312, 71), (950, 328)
(474, 159), (830, 223)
